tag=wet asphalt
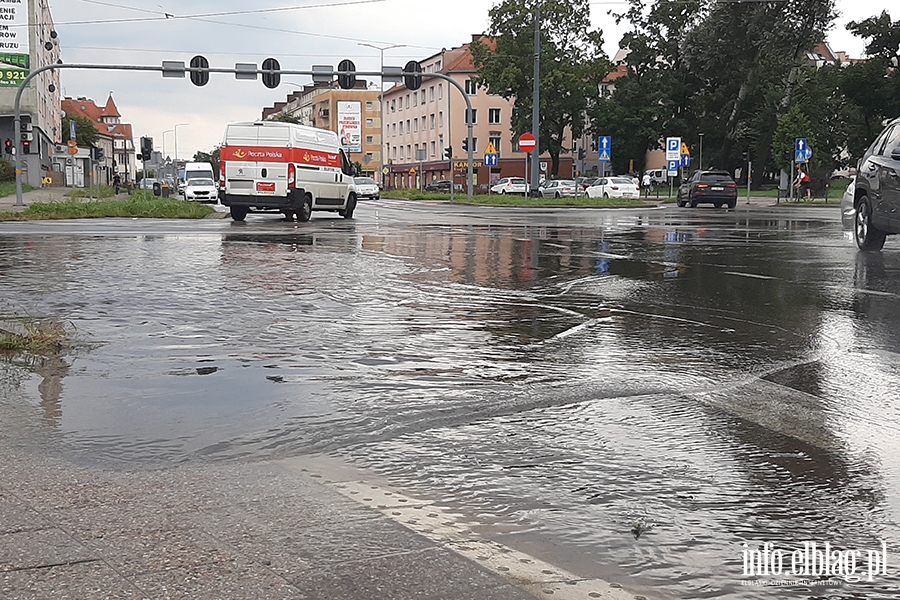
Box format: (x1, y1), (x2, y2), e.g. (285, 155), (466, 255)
(1, 197), (899, 599)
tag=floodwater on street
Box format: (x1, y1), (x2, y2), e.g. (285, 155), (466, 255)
(1, 201), (899, 599)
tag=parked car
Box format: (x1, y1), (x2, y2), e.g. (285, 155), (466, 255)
(852, 116), (900, 250)
(586, 177), (640, 199)
(575, 176), (598, 191)
(538, 179), (578, 198)
(646, 169), (668, 186)
(840, 176), (856, 230)
(138, 178), (158, 191)
(353, 176), (380, 200)
(490, 177), (527, 195)
(676, 170), (738, 208)
(424, 179), (453, 192)
(182, 177), (217, 202)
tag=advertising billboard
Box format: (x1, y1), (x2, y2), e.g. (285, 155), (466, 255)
(0, 0), (30, 87)
(337, 101), (362, 154)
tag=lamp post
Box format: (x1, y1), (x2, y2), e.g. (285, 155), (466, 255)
(162, 129), (173, 160)
(358, 42), (407, 186)
(173, 122), (189, 162)
(698, 132), (704, 171)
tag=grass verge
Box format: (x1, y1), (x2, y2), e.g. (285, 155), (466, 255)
(0, 191), (215, 221)
(0, 182), (35, 197)
(0, 317), (71, 355)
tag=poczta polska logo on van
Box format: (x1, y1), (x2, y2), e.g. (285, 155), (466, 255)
(233, 149), (247, 159)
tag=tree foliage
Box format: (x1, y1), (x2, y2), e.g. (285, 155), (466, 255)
(61, 113), (99, 147)
(471, 0), (613, 176)
(269, 112), (302, 124)
(193, 147), (221, 175)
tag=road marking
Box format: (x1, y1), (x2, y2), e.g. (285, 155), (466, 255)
(327, 479), (648, 600)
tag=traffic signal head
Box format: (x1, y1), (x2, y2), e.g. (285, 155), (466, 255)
(22, 140), (30, 154)
(140, 137), (153, 161)
(337, 59), (356, 89)
(190, 55), (210, 87)
(578, 148), (586, 160)
(4, 139), (11, 152)
(404, 60), (422, 91)
(461, 138), (468, 152)
(444, 147), (451, 159)
(262, 57), (281, 89)
(96, 147), (105, 161)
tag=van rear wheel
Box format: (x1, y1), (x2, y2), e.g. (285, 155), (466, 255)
(229, 206), (247, 221)
(297, 194), (313, 222)
(342, 194), (357, 219)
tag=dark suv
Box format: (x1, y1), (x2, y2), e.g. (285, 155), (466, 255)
(424, 180), (453, 192)
(676, 170), (738, 208)
(853, 117), (900, 251)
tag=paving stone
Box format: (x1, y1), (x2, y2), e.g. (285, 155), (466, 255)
(0, 559), (147, 600)
(0, 528), (96, 572)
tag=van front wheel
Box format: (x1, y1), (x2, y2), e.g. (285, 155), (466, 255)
(342, 194), (357, 219)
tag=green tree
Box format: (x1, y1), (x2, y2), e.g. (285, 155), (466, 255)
(193, 147), (221, 175)
(471, 0), (613, 176)
(61, 113), (99, 146)
(269, 112), (302, 124)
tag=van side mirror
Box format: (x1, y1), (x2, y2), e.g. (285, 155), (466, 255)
(891, 146), (900, 161)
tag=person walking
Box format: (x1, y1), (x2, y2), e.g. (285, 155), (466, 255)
(642, 172), (652, 197)
(113, 174), (122, 195)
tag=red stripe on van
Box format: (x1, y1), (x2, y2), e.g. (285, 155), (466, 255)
(221, 146), (341, 168)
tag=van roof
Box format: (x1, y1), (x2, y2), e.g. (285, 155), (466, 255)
(224, 121), (339, 147)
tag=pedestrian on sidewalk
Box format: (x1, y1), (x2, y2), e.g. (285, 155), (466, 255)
(641, 172), (652, 197)
(113, 174), (121, 195)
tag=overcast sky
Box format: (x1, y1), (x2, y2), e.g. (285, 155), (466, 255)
(49, 0), (884, 161)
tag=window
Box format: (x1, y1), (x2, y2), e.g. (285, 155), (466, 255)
(414, 119), (418, 133)
(412, 92), (418, 107)
(392, 123), (397, 135)
(399, 121), (404, 135)
(400, 147), (404, 159)
(406, 119), (410, 133)
(430, 140), (436, 157)
(365, 152), (374, 161)
(421, 116), (426, 130)
(406, 144), (411, 158)
(430, 114), (435, 130)
(488, 108), (501, 124)
(392, 147), (397, 159)
(489, 136), (501, 154)
(438, 84), (443, 100)
(405, 94), (410, 108)
(464, 79), (477, 95)
(365, 118), (373, 127)
(366, 101), (374, 110)
(466, 109), (477, 125)
(439, 112), (443, 128)
(366, 135), (374, 144)
(877, 125), (900, 156)
(429, 86), (434, 102)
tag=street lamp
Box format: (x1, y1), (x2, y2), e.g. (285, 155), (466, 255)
(162, 129), (173, 159)
(173, 123), (189, 161)
(358, 42), (407, 185)
(698, 132), (704, 171)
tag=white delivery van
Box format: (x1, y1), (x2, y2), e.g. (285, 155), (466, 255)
(219, 121), (358, 221)
(184, 162), (215, 184)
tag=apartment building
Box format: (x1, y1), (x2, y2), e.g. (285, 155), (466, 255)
(382, 35), (574, 191)
(261, 82), (382, 179)
(61, 95), (136, 186)
(0, 0), (62, 187)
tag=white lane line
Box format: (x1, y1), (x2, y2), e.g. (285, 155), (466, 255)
(328, 479), (649, 600)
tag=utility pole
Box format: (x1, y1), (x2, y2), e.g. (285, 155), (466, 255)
(529, 2), (540, 195)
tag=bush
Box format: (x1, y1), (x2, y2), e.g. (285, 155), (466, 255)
(0, 159), (15, 182)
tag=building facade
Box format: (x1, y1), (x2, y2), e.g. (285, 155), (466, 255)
(262, 82), (382, 179)
(0, 0), (62, 187)
(61, 95), (136, 186)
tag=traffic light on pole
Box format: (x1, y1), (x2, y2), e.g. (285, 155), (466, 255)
(140, 137), (152, 161)
(461, 138), (468, 152)
(403, 60), (422, 91)
(337, 59), (356, 90)
(189, 55), (210, 87)
(22, 140), (30, 154)
(444, 147), (451, 160)
(4, 139), (11, 154)
(261, 57), (281, 89)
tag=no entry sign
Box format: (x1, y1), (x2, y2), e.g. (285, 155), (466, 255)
(518, 133), (536, 152)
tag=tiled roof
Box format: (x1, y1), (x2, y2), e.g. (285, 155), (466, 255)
(62, 95), (133, 140)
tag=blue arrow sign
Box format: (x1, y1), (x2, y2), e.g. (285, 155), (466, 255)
(795, 138), (811, 164)
(598, 136), (611, 162)
(680, 155), (691, 167)
(484, 153), (498, 167)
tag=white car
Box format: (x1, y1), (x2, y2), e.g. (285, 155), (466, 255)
(182, 178), (218, 203)
(353, 176), (380, 200)
(587, 177), (640, 199)
(490, 177), (527, 195)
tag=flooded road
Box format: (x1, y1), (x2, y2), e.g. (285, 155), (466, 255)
(2, 201), (899, 598)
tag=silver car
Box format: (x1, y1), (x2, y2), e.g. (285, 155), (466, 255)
(539, 179), (578, 198)
(840, 176), (855, 230)
(353, 176), (380, 200)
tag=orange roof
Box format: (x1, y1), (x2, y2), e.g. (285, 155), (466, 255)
(602, 64), (628, 83)
(62, 96), (133, 141)
(103, 94), (121, 117)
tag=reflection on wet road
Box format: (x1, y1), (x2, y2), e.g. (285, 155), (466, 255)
(2, 201), (899, 598)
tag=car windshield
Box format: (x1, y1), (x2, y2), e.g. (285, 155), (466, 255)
(355, 177), (376, 185)
(188, 179), (215, 187)
(611, 178), (634, 185)
(557, 180), (576, 186)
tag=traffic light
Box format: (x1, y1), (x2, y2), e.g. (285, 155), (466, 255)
(190, 55), (210, 87)
(461, 138), (468, 152)
(444, 147), (451, 159)
(95, 147), (105, 162)
(404, 60), (422, 91)
(22, 140), (30, 154)
(4, 139), (11, 154)
(140, 137), (152, 161)
(337, 59), (356, 89)
(578, 148), (586, 160)
(261, 57), (281, 89)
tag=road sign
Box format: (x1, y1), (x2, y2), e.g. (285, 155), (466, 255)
(667, 159), (679, 176)
(484, 153), (498, 167)
(598, 135), (611, 162)
(484, 142), (497, 154)
(382, 166), (389, 175)
(666, 137), (681, 161)
(680, 154), (691, 167)
(795, 138), (812, 163)
(518, 133), (536, 152)
(680, 142), (690, 156)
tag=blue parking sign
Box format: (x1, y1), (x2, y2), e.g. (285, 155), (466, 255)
(667, 159), (679, 175)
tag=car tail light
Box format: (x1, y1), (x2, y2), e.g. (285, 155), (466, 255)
(696, 183), (708, 188)
(288, 163), (296, 189)
(611, 186), (619, 190)
(219, 159), (225, 188)
(726, 182), (737, 188)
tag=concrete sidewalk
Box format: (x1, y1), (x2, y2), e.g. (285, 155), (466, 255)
(0, 187), (81, 213)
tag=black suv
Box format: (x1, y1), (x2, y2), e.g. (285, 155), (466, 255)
(676, 170), (738, 208)
(424, 180), (453, 192)
(853, 117), (900, 251)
